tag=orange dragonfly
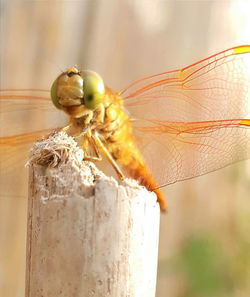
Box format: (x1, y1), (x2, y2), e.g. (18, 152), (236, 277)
(1, 45), (250, 210)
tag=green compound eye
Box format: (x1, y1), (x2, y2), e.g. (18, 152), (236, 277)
(83, 75), (105, 110)
(50, 78), (61, 109)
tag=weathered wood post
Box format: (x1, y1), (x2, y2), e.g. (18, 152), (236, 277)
(25, 132), (160, 297)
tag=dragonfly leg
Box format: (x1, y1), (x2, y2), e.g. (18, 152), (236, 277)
(60, 123), (73, 132)
(75, 129), (102, 161)
(84, 133), (102, 161)
(92, 132), (125, 180)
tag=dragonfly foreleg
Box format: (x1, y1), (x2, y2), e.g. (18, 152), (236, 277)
(84, 132), (102, 161)
(75, 129), (102, 162)
(92, 132), (125, 180)
(60, 123), (73, 132)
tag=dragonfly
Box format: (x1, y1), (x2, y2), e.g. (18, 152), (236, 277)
(1, 45), (250, 211)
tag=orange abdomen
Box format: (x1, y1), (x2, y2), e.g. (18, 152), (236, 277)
(124, 161), (167, 211)
(108, 135), (167, 211)
(103, 88), (167, 211)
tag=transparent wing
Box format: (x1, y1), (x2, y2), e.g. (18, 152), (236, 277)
(132, 119), (250, 187)
(0, 128), (59, 171)
(0, 90), (65, 199)
(0, 128), (62, 200)
(121, 46), (250, 186)
(0, 89), (65, 135)
(0, 89), (52, 113)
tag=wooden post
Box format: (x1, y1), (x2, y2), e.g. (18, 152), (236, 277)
(25, 132), (160, 297)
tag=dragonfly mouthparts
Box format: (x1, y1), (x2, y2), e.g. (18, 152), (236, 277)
(67, 71), (81, 78)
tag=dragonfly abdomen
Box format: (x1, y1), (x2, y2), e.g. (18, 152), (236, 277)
(98, 89), (167, 211)
(105, 127), (167, 211)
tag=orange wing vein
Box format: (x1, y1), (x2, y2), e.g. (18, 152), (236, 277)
(121, 45), (250, 186)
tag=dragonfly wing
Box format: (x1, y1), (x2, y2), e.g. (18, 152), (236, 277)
(0, 90), (66, 199)
(0, 89), (52, 112)
(132, 119), (250, 187)
(122, 45), (250, 186)
(123, 46), (250, 122)
(0, 128), (63, 199)
(0, 90), (65, 135)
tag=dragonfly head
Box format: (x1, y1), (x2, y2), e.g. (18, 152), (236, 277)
(50, 67), (105, 117)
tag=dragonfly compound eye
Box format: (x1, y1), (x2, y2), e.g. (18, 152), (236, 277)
(50, 77), (61, 109)
(82, 73), (105, 110)
(50, 70), (84, 109)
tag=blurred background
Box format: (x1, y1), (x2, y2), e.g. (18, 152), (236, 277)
(0, 0), (250, 296)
